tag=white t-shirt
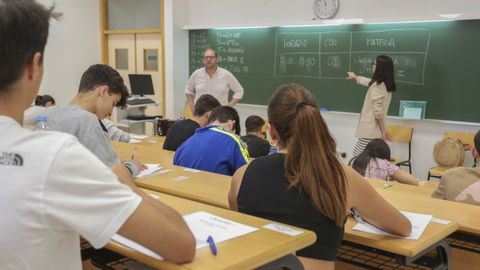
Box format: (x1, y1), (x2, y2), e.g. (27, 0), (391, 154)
(185, 67), (244, 105)
(0, 116), (142, 270)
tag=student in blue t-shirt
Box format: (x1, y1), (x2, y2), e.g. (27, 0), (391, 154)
(173, 106), (249, 176)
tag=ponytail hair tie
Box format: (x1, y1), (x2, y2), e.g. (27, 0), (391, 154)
(295, 102), (308, 113)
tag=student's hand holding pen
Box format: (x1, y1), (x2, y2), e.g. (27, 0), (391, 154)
(131, 158), (148, 171)
(129, 147), (147, 171)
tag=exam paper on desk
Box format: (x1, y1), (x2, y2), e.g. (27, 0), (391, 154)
(353, 211), (432, 240)
(111, 211), (258, 260)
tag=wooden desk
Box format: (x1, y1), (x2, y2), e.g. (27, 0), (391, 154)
(111, 140), (472, 269)
(136, 166), (230, 208)
(105, 190), (316, 270)
(112, 138), (174, 165)
(367, 179), (438, 198)
(132, 172), (458, 268)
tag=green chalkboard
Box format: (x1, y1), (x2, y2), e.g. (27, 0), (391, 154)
(189, 20), (480, 123)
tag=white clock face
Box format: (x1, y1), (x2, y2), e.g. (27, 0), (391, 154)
(314, 0), (339, 19)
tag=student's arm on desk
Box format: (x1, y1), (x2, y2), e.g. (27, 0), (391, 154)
(112, 165), (196, 263)
(345, 166), (412, 236)
(228, 164), (249, 211)
(392, 169), (419, 186)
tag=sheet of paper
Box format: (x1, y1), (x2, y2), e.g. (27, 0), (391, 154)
(137, 164), (162, 178)
(111, 211), (258, 261)
(263, 223), (304, 236)
(112, 234), (164, 260)
(353, 211), (432, 240)
(148, 194), (160, 200)
(129, 138), (142, 144)
(183, 168), (200, 173)
(183, 211), (258, 249)
(403, 107), (423, 119)
(431, 217), (451, 224)
(130, 134), (149, 140)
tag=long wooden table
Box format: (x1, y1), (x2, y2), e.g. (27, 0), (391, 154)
(105, 189), (316, 270)
(112, 138), (471, 269)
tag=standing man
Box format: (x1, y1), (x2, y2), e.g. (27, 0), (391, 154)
(186, 48), (244, 113)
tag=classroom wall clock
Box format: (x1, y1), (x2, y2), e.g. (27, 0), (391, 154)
(313, 0), (340, 19)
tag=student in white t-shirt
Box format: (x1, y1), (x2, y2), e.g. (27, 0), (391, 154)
(0, 2), (195, 269)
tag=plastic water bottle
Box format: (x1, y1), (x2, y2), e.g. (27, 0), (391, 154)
(35, 115), (51, 130)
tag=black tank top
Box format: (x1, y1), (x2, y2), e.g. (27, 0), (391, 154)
(237, 153), (344, 261)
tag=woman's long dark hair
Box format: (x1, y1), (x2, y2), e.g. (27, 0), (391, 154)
(268, 84), (348, 226)
(369, 55), (396, 92)
(351, 139), (391, 176)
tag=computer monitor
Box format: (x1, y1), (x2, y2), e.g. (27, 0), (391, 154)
(128, 74), (155, 96)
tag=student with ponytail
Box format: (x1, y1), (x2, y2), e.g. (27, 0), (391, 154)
(351, 139), (418, 186)
(228, 84), (411, 270)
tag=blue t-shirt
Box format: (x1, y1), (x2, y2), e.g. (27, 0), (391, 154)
(173, 125), (250, 176)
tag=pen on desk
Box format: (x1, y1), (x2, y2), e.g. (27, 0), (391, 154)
(207, 235), (217, 255)
(131, 147), (137, 159)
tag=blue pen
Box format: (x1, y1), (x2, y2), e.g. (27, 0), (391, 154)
(207, 235), (217, 255)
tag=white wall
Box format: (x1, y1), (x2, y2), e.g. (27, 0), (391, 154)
(38, 0), (100, 105)
(164, 0), (189, 118)
(163, 0), (480, 179)
(185, 0), (480, 27)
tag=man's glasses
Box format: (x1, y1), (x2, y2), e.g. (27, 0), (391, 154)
(204, 56), (216, 60)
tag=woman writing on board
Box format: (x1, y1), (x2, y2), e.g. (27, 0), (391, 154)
(347, 55), (396, 157)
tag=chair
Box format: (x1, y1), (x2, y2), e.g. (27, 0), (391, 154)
(183, 102), (193, 119)
(387, 125), (414, 173)
(427, 131), (475, 180)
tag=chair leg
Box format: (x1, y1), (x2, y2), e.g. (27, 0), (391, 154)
(427, 172), (431, 181)
(408, 163), (412, 174)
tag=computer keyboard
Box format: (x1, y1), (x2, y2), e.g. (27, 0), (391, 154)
(126, 115), (162, 121)
(127, 98), (156, 106)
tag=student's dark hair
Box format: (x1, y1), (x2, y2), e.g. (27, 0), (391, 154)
(78, 64), (129, 107)
(0, 0), (61, 91)
(34, 94), (55, 106)
(474, 130), (480, 154)
(34, 95), (43, 106)
(194, 94), (221, 116)
(369, 55), (396, 92)
(351, 139), (391, 176)
(207, 106), (241, 135)
(268, 83), (347, 226)
(245, 115), (265, 133)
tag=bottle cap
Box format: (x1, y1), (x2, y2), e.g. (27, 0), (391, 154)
(36, 115), (48, 122)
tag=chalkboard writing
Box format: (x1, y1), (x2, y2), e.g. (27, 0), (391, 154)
(274, 29), (430, 85)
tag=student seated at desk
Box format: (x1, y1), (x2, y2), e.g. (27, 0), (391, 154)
(46, 64), (138, 171)
(173, 106), (249, 176)
(163, 94), (220, 151)
(432, 130), (480, 206)
(23, 94), (56, 125)
(350, 139), (418, 186)
(229, 84), (411, 270)
(241, 115), (270, 158)
(0, 2), (195, 269)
